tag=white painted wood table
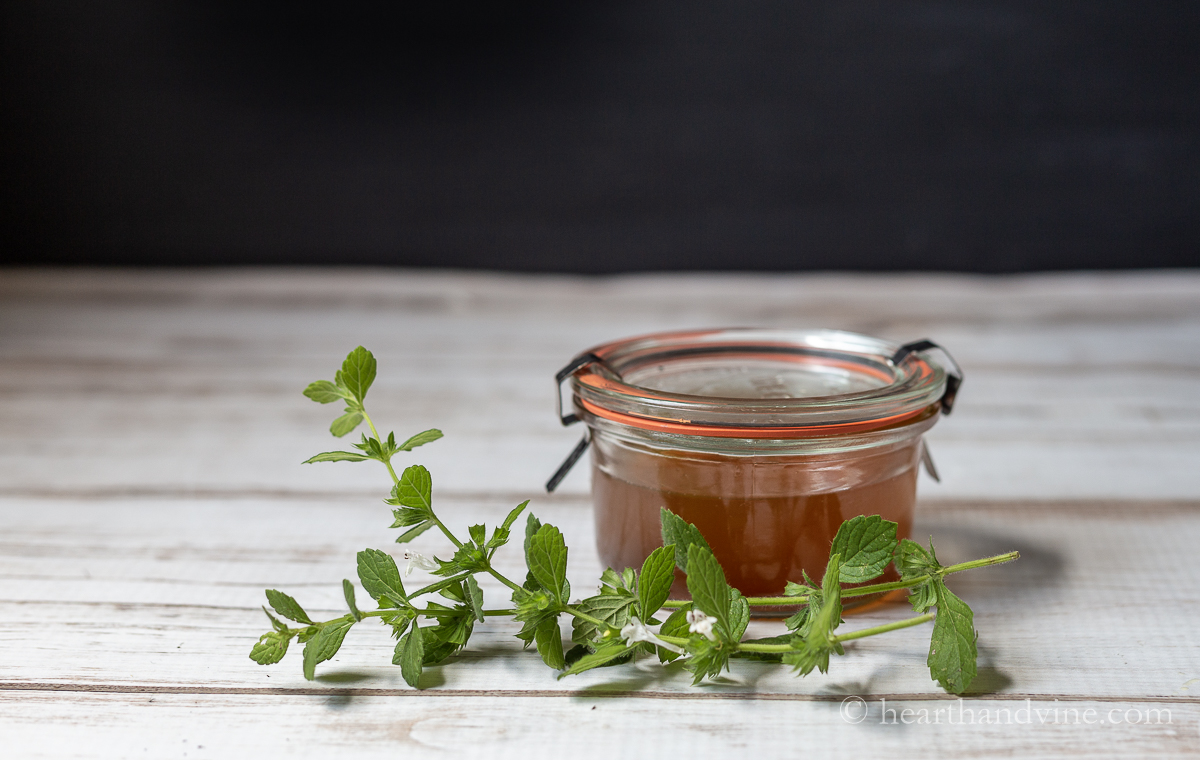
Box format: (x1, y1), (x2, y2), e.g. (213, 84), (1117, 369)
(2, 269), (1199, 758)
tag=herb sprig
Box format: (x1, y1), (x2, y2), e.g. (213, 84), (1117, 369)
(250, 347), (1018, 693)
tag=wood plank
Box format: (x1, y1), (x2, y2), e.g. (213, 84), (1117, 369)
(3, 691), (1196, 760)
(1, 269), (1199, 499)
(2, 496), (1199, 702)
(4, 270), (1200, 757)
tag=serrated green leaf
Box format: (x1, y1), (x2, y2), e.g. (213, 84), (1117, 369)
(429, 605), (475, 647)
(783, 580), (815, 597)
(657, 606), (692, 662)
(265, 589), (311, 624)
(729, 590), (750, 641)
(831, 515), (899, 583)
(571, 594), (637, 644)
(398, 429), (443, 451)
(356, 548), (406, 604)
(330, 411), (364, 437)
(394, 465), (434, 515)
(249, 630), (291, 664)
(527, 524), (569, 604)
(389, 507), (427, 528)
(785, 554), (844, 676)
(637, 545), (676, 619)
(908, 581), (937, 614)
(557, 642), (635, 678)
(262, 606), (289, 633)
(685, 636), (732, 684)
(438, 544), (488, 576)
(820, 553), (843, 634)
(303, 450), (370, 464)
(685, 544), (731, 636)
(301, 617), (354, 680)
(342, 579), (363, 621)
(394, 521), (434, 545)
(438, 581), (465, 604)
(661, 509), (712, 573)
(397, 624), (425, 688)
(336, 346), (376, 404)
(929, 581), (978, 693)
(524, 513), (543, 557)
(302, 380), (348, 404)
(599, 568), (634, 596)
(465, 576), (485, 622)
(534, 617), (566, 670)
(502, 500), (530, 532)
(468, 524), (486, 546)
(896, 538), (940, 578)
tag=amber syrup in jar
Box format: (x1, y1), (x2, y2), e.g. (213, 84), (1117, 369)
(557, 329), (957, 611)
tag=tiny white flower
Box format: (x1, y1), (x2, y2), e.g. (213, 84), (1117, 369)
(686, 609), (717, 641)
(401, 550), (438, 577)
(620, 616), (684, 655)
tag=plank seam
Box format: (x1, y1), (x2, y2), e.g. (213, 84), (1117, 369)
(2, 683), (1198, 704)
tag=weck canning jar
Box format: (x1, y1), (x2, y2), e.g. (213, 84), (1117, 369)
(549, 328), (961, 602)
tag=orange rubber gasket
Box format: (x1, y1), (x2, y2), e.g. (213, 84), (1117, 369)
(578, 398), (930, 439)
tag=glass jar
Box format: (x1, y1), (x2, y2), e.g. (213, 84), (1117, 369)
(552, 328), (959, 602)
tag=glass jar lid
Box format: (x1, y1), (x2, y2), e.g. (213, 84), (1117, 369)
(566, 328), (957, 439)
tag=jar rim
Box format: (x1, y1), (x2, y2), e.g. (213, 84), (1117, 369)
(569, 328), (948, 439)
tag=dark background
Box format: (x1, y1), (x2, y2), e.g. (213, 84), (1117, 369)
(2, 1), (1197, 272)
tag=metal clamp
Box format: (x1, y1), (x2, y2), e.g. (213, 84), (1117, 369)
(891, 339), (964, 415)
(546, 352), (610, 492)
(554, 351), (604, 426)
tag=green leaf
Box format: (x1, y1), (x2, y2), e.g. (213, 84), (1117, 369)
(571, 594), (637, 644)
(356, 548), (406, 604)
(302, 380), (347, 404)
(657, 606), (692, 662)
(262, 606), (289, 633)
(928, 581), (978, 693)
(820, 553), (844, 635)
(896, 538), (940, 578)
(465, 576), (485, 622)
(394, 465), (434, 515)
(661, 509), (712, 573)
(265, 590), (311, 625)
(468, 524), (486, 547)
(534, 617), (566, 670)
(249, 630), (291, 664)
(394, 521), (435, 545)
(527, 524), (569, 604)
(599, 568), (635, 596)
(908, 581), (937, 614)
(439, 544), (488, 576)
(330, 411), (364, 437)
(685, 544), (731, 636)
(399, 429), (443, 451)
(831, 515), (899, 583)
(524, 513), (543, 557)
(428, 604), (475, 648)
(502, 500), (530, 532)
(783, 580), (815, 598)
(342, 580), (363, 621)
(557, 642), (635, 678)
(637, 545), (676, 619)
(397, 624), (425, 688)
(729, 590), (750, 641)
(303, 451), (370, 464)
(301, 617), (354, 680)
(336, 346), (377, 404)
(685, 636), (732, 684)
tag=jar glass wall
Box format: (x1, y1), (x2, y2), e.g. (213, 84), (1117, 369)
(558, 328), (957, 603)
